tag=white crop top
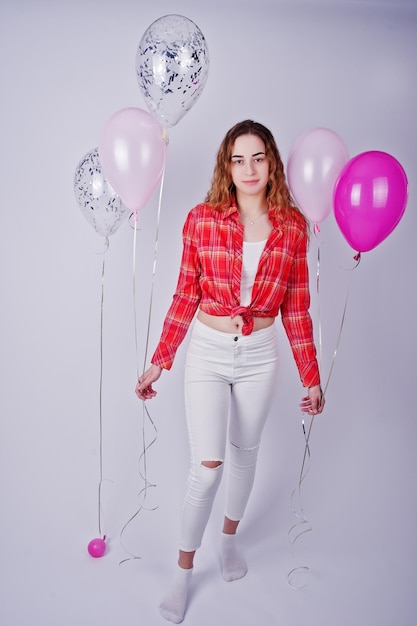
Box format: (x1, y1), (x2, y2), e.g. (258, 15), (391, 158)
(240, 239), (267, 306)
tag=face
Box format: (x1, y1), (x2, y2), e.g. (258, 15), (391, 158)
(230, 134), (269, 200)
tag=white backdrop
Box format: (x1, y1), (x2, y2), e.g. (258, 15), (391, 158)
(1, 1), (416, 625)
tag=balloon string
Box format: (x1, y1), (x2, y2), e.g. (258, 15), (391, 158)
(288, 240), (359, 588)
(119, 170), (166, 563)
(322, 251), (360, 396)
(316, 244), (322, 368)
(141, 167), (165, 376)
(287, 238), (320, 589)
(119, 403), (159, 564)
(96, 236), (109, 539)
(288, 414), (314, 589)
(132, 210), (141, 380)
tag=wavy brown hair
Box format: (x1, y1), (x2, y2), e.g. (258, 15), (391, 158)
(205, 120), (307, 228)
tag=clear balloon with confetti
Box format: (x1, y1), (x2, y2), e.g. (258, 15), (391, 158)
(74, 148), (128, 237)
(136, 14), (209, 129)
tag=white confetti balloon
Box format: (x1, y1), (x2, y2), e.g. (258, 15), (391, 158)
(74, 148), (128, 237)
(136, 14), (209, 128)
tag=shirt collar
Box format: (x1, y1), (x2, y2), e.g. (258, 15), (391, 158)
(218, 199), (239, 220)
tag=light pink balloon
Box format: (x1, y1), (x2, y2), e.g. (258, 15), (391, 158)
(287, 127), (349, 225)
(99, 107), (167, 213)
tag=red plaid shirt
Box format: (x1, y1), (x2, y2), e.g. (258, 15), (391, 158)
(151, 202), (320, 387)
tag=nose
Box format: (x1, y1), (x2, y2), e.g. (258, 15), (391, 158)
(245, 161), (255, 176)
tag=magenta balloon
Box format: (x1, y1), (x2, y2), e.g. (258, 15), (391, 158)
(333, 151), (408, 252)
(287, 127), (349, 224)
(87, 537), (106, 558)
(98, 107), (167, 213)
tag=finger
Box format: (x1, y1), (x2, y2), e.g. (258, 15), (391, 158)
(139, 385), (157, 400)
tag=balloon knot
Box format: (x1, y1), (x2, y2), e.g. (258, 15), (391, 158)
(162, 128), (169, 145)
(353, 252), (361, 261)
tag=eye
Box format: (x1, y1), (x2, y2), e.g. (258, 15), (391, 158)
(231, 159), (244, 165)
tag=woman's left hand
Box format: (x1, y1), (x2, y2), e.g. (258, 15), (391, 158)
(299, 384), (325, 415)
(135, 364), (162, 401)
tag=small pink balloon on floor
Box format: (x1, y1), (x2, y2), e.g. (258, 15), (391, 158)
(87, 536), (107, 558)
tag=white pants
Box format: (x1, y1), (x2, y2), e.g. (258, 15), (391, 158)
(179, 319), (279, 552)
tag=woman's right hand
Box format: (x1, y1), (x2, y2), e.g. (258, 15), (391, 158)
(135, 364), (163, 401)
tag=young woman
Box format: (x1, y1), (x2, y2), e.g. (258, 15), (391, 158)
(135, 120), (324, 623)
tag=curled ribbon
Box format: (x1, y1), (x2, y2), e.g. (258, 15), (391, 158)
(91, 236), (112, 545)
(288, 236), (360, 588)
(119, 169), (166, 564)
(288, 414), (313, 589)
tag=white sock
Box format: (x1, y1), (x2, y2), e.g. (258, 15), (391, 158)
(159, 566), (193, 624)
(221, 532), (248, 582)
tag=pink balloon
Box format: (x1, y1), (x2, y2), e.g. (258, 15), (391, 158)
(87, 536), (106, 558)
(287, 127), (349, 224)
(333, 151), (408, 252)
(99, 107), (167, 213)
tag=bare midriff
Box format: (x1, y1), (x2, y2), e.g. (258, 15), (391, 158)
(197, 310), (275, 334)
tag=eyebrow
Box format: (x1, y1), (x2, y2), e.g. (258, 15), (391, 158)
(231, 151), (266, 159)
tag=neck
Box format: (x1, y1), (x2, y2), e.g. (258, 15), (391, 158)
(236, 192), (268, 219)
